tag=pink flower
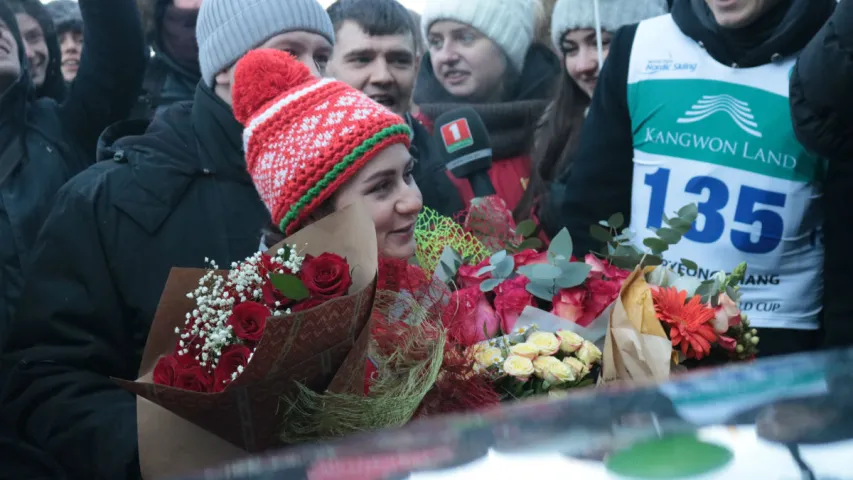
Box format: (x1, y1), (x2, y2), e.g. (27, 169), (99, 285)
(712, 292), (742, 334)
(456, 258), (491, 289)
(446, 287), (500, 346)
(551, 287), (589, 324)
(585, 254), (631, 281)
(494, 277), (535, 333)
(584, 278), (622, 325)
(514, 249), (549, 268)
(718, 335), (738, 352)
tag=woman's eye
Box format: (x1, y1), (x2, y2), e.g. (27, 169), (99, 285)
(370, 180), (392, 195)
(459, 33), (475, 45)
(404, 169), (415, 183)
(427, 38), (443, 50)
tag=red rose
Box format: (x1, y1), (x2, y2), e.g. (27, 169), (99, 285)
(584, 254), (630, 281)
(153, 355), (181, 386)
(173, 364), (214, 393)
(514, 249), (549, 267)
(456, 257), (491, 289)
(446, 287), (499, 346)
(227, 301), (270, 342)
(292, 298), (324, 312)
(583, 277), (622, 325)
(551, 286), (589, 324)
(213, 344), (252, 392)
(300, 253), (353, 299)
(494, 283), (535, 333)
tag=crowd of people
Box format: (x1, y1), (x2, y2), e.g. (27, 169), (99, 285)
(0, 0), (850, 478)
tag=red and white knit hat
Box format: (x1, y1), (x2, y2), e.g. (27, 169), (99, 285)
(233, 49), (411, 235)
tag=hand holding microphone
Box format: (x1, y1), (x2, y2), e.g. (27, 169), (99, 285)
(432, 107), (497, 198)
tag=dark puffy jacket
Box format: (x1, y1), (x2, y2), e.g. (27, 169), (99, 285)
(406, 113), (467, 217)
(130, 0), (200, 119)
(790, 0), (853, 161)
(0, 0), (146, 343)
(790, 0), (853, 348)
(1, 84), (271, 480)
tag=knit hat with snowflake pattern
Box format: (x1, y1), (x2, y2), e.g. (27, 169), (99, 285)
(233, 49), (411, 235)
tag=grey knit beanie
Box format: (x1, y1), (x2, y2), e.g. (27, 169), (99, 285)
(551, 0), (668, 51)
(197, 0), (335, 87)
(421, 0), (535, 72)
(44, 0), (83, 35)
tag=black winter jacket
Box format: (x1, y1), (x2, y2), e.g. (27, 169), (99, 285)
(8, 0), (67, 102)
(0, 0), (146, 343)
(407, 112), (467, 217)
(790, 0), (853, 161)
(1, 84), (271, 480)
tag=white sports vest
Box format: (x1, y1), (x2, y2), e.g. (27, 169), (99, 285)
(627, 15), (824, 330)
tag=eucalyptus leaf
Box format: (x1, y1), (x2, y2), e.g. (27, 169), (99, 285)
(610, 255), (640, 270)
(516, 264), (537, 278)
(270, 273), (309, 301)
(555, 262), (593, 289)
(490, 250), (507, 265)
(599, 220), (610, 227)
(608, 212), (625, 230)
(437, 247), (463, 279)
(493, 257), (515, 278)
(439, 262), (457, 284)
(590, 225), (613, 243)
(476, 265), (496, 277)
(532, 263), (563, 280)
(681, 258), (699, 271)
(549, 228), (574, 260)
(518, 237), (543, 251)
(696, 281), (718, 303)
(656, 227), (683, 245)
(643, 237), (670, 254)
(516, 219), (537, 238)
(480, 278), (502, 292)
(526, 281), (555, 301)
(665, 216), (694, 234)
(641, 255), (664, 267)
(677, 203), (699, 221)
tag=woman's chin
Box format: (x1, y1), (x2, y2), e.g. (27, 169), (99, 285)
(382, 240), (417, 260)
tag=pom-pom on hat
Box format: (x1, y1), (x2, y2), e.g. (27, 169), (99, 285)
(551, 0), (668, 52)
(234, 49), (411, 236)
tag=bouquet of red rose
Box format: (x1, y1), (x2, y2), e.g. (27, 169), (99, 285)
(115, 204), (381, 479)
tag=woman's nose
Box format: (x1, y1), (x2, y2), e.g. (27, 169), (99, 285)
(577, 48), (600, 74)
(397, 183), (423, 215)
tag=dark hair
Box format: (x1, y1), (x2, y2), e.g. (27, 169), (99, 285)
(513, 68), (590, 224)
(326, 0), (418, 48)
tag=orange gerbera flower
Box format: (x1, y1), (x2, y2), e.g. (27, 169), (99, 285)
(651, 287), (719, 360)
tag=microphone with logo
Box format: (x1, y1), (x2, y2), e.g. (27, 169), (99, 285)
(432, 107), (496, 198)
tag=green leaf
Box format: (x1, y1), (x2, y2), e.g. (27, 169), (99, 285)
(516, 264), (536, 279)
(599, 220), (610, 227)
(440, 262), (458, 284)
(532, 263), (563, 281)
(518, 237), (543, 251)
(480, 278), (502, 292)
(643, 237), (670, 254)
(493, 257), (515, 278)
(270, 274), (309, 301)
(590, 225), (613, 243)
(555, 262), (593, 289)
(526, 282), (555, 301)
(641, 255), (664, 267)
(610, 255), (640, 270)
(655, 227), (683, 245)
(516, 219), (537, 238)
(681, 258), (699, 271)
(549, 228), (574, 260)
(664, 216), (694, 234)
(476, 265), (496, 277)
(677, 203), (699, 221)
(490, 250), (507, 265)
(607, 212), (625, 230)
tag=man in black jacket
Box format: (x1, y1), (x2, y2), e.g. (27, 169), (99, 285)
(326, 0), (465, 217)
(546, 0), (837, 356)
(44, 0), (84, 83)
(0, 0), (146, 343)
(131, 0), (203, 119)
(790, 0), (853, 349)
(1, 0), (335, 478)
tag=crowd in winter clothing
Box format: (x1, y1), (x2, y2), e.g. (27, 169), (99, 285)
(0, 0), (849, 478)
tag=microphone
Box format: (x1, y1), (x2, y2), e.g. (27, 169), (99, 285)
(432, 107), (496, 198)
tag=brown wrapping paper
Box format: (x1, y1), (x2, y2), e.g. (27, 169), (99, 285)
(116, 203), (379, 479)
(601, 268), (672, 385)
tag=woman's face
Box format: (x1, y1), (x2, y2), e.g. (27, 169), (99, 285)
(427, 20), (507, 102)
(332, 143), (423, 259)
(560, 29), (612, 97)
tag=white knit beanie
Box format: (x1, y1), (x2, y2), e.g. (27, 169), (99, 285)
(421, 0), (535, 72)
(551, 0), (668, 52)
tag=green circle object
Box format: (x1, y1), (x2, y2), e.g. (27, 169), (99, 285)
(605, 434), (733, 479)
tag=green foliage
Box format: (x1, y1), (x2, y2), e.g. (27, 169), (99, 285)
(270, 273), (309, 301)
